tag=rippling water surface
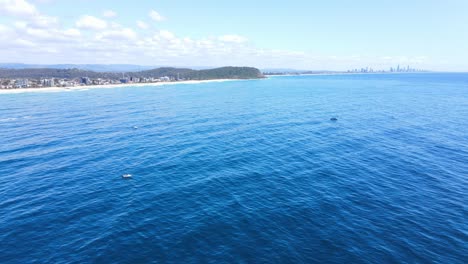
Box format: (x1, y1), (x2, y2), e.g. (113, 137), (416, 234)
(0, 73), (467, 263)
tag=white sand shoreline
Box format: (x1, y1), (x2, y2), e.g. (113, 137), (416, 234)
(0, 79), (239, 94)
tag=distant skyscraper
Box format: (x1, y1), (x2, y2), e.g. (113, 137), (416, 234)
(42, 79), (54, 87)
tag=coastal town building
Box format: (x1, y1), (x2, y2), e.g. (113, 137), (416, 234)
(0, 76), (174, 89)
(15, 79), (29, 88)
(81, 77), (91, 85)
(42, 79), (55, 87)
(0, 66), (262, 90)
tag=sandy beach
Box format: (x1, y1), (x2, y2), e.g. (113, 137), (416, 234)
(0, 79), (237, 94)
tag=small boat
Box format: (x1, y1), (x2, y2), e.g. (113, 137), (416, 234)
(122, 174), (133, 179)
(330, 117), (338, 121)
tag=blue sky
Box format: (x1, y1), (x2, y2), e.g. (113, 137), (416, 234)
(0, 0), (467, 71)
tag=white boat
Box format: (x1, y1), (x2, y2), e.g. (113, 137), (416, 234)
(122, 174), (133, 178)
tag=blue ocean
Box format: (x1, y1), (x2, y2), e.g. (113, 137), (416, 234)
(0, 73), (467, 263)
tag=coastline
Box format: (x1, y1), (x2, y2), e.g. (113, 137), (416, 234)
(0, 79), (238, 94)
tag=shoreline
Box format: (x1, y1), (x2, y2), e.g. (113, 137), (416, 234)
(0, 79), (240, 94)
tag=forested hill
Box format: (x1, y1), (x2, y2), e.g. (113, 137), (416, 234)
(0, 68), (118, 79)
(0, 66), (264, 80)
(183, 67), (264, 80)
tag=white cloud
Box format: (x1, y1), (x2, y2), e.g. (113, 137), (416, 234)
(0, 24), (12, 35)
(9, 21), (296, 66)
(0, 0), (58, 28)
(31, 0), (54, 4)
(76, 15), (107, 30)
(159, 30), (175, 40)
(24, 27), (47, 38)
(96, 28), (137, 41)
(110, 22), (121, 29)
(0, 2), (442, 70)
(14, 20), (27, 29)
(103, 10), (117, 18)
(149, 9), (164, 22)
(219, 35), (248, 43)
(15, 38), (36, 47)
(137, 20), (148, 29)
(0, 0), (37, 16)
(30, 14), (57, 28)
(63, 28), (80, 37)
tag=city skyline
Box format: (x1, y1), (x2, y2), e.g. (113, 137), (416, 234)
(1, 0), (468, 71)
(347, 65), (427, 73)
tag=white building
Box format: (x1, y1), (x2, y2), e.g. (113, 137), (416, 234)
(15, 79), (29, 88)
(42, 79), (55, 87)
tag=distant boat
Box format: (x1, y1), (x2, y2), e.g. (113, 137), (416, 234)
(122, 174), (132, 179)
(330, 117), (338, 121)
